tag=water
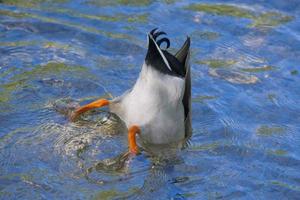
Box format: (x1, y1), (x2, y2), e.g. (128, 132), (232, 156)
(1, 0), (300, 199)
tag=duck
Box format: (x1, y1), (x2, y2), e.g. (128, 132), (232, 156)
(70, 28), (191, 155)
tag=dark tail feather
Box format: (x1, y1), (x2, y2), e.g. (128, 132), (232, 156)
(175, 37), (190, 65)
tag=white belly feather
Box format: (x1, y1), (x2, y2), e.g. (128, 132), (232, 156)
(115, 63), (185, 144)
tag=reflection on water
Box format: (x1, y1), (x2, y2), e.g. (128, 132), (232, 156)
(1, 0), (300, 199)
(185, 3), (293, 28)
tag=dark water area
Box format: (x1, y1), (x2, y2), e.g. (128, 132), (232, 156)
(1, 0), (300, 199)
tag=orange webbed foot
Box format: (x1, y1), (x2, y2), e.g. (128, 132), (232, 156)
(128, 125), (141, 155)
(70, 99), (109, 121)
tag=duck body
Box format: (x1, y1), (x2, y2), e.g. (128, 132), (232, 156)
(71, 29), (191, 153)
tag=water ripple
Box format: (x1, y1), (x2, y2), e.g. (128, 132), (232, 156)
(1, 0), (300, 199)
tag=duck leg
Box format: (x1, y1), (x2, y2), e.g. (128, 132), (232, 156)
(70, 99), (109, 121)
(128, 125), (141, 155)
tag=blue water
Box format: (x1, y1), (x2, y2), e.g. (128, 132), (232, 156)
(1, 0), (300, 199)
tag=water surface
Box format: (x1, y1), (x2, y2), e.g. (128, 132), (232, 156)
(1, 0), (300, 199)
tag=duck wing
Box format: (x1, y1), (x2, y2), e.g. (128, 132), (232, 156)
(175, 37), (192, 139)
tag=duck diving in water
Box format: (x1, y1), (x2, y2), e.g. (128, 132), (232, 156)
(71, 29), (191, 155)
